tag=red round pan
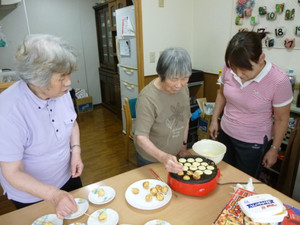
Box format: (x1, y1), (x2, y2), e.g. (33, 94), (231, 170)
(168, 155), (221, 197)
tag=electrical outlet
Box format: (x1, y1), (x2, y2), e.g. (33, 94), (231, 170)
(158, 0), (164, 8)
(149, 52), (155, 63)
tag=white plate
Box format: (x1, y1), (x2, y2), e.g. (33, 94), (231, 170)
(87, 208), (119, 225)
(88, 186), (116, 205)
(70, 223), (87, 225)
(65, 198), (89, 219)
(32, 214), (63, 225)
(145, 219), (171, 225)
(125, 179), (172, 210)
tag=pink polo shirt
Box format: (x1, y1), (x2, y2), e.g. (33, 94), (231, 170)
(220, 61), (293, 144)
(0, 80), (76, 203)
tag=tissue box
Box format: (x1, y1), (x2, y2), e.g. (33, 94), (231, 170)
(75, 96), (93, 114)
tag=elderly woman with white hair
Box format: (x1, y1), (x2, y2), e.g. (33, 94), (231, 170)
(0, 34), (84, 219)
(134, 47), (192, 174)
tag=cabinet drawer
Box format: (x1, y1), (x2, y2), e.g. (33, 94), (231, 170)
(119, 66), (138, 85)
(120, 80), (138, 99)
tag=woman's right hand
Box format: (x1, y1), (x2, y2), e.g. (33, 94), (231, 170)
(209, 120), (219, 140)
(49, 189), (78, 219)
(161, 153), (183, 174)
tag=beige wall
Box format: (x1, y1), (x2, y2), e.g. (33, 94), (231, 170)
(141, 0), (300, 82)
(141, 0), (193, 76)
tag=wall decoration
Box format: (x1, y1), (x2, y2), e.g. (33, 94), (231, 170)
(275, 26), (287, 37)
(285, 8), (295, 20)
(284, 38), (295, 48)
(232, 0), (300, 50)
(236, 0), (255, 17)
(0, 26), (7, 48)
(276, 4), (285, 14)
(265, 36), (275, 47)
(267, 11), (277, 20)
(295, 26), (300, 36)
(259, 6), (267, 15)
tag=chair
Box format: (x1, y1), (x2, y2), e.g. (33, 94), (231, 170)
(123, 97), (137, 161)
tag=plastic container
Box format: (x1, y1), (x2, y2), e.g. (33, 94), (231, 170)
(238, 194), (287, 223)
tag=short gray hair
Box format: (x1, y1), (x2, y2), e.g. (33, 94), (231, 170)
(15, 34), (78, 87)
(156, 47), (192, 81)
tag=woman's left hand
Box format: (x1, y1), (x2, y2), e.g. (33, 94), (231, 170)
(70, 148), (84, 178)
(177, 145), (191, 157)
(262, 148), (278, 168)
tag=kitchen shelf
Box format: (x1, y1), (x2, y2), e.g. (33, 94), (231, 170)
(291, 104), (300, 114)
(188, 81), (203, 87)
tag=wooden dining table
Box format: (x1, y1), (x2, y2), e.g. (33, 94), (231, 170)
(1, 158), (299, 225)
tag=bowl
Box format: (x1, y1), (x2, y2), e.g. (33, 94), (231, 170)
(192, 139), (226, 164)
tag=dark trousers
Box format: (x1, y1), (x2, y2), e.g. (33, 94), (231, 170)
(136, 151), (153, 167)
(218, 129), (271, 178)
(12, 176), (82, 209)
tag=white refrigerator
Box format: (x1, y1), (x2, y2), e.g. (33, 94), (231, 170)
(116, 5), (138, 133)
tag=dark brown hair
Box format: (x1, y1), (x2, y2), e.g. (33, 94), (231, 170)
(225, 31), (267, 70)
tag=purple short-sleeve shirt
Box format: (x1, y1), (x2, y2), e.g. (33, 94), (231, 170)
(0, 80), (77, 203)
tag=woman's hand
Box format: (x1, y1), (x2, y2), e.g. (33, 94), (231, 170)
(161, 153), (183, 174)
(209, 120), (219, 139)
(49, 188), (78, 219)
(262, 148), (278, 168)
(70, 147), (84, 178)
(177, 145), (191, 157)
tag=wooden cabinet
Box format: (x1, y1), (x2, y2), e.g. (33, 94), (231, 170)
(94, 3), (117, 71)
(99, 68), (121, 114)
(94, 0), (132, 117)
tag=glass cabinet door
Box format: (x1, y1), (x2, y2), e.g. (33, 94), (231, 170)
(100, 11), (108, 63)
(109, 1), (116, 31)
(106, 10), (114, 63)
(97, 6), (115, 69)
(117, 0), (129, 8)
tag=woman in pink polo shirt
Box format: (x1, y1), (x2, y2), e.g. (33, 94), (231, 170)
(209, 31), (293, 178)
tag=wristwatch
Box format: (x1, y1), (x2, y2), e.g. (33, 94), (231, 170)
(183, 141), (187, 146)
(271, 145), (281, 152)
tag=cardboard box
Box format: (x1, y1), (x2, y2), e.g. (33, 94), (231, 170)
(197, 114), (212, 140)
(213, 188), (256, 225)
(197, 98), (213, 140)
(75, 96), (93, 113)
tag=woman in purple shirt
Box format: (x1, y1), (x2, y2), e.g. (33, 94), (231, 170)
(0, 34), (84, 219)
(209, 31), (293, 178)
